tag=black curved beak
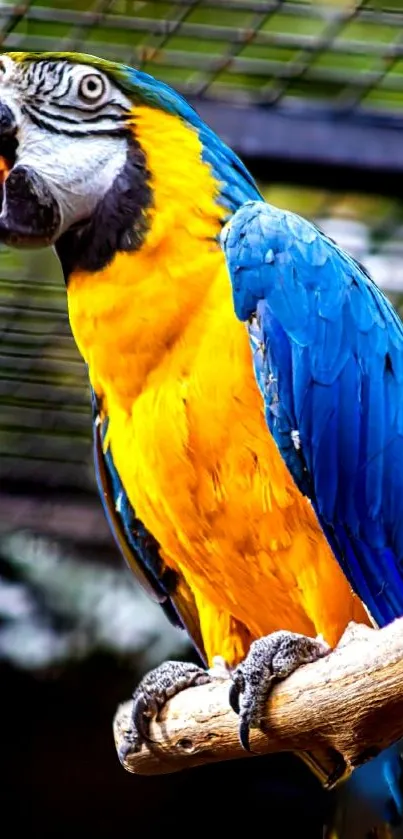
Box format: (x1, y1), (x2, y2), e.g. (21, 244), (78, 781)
(0, 99), (61, 248)
(0, 101), (16, 136)
(0, 101), (18, 172)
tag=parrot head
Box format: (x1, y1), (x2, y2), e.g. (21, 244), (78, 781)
(0, 51), (223, 272)
(0, 53), (142, 249)
(0, 51), (258, 274)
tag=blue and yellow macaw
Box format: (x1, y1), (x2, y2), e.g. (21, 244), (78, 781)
(0, 50), (401, 836)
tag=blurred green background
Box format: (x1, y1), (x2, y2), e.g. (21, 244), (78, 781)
(1, 2), (403, 836)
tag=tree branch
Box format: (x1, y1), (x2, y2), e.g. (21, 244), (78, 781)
(113, 619), (403, 786)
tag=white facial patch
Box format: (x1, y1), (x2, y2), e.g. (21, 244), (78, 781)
(16, 119), (128, 234)
(0, 56), (134, 237)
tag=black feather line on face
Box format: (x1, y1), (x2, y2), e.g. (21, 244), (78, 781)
(55, 133), (153, 280)
(21, 103), (128, 137)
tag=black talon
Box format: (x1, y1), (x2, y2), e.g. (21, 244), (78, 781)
(239, 718), (252, 752)
(132, 694), (155, 745)
(229, 680), (241, 715)
(118, 739), (135, 766)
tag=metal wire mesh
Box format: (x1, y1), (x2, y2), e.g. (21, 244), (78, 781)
(1, 1), (403, 112)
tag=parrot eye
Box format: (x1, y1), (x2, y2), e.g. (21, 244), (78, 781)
(0, 57), (12, 81)
(78, 73), (106, 103)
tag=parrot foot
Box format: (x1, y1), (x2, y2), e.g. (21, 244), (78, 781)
(229, 630), (330, 752)
(118, 660), (211, 762)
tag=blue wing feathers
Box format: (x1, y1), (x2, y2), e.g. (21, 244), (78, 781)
(337, 356), (360, 525)
(311, 381), (339, 521)
(257, 306), (313, 497)
(222, 200), (403, 627)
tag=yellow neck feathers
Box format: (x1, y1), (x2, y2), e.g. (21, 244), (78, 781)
(67, 105), (228, 408)
(128, 105), (227, 250)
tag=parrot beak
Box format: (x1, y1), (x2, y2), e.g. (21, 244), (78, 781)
(0, 101), (17, 184)
(0, 99), (62, 249)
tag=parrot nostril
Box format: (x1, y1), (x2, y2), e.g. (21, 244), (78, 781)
(0, 102), (15, 135)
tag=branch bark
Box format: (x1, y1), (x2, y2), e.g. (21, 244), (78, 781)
(113, 619), (403, 786)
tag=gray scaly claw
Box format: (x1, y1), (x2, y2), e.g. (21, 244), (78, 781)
(229, 630), (330, 752)
(119, 660), (211, 763)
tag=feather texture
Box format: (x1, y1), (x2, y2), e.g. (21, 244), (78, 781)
(222, 200), (403, 628)
(66, 105), (368, 667)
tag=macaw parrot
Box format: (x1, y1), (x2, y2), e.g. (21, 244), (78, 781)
(0, 50), (401, 836)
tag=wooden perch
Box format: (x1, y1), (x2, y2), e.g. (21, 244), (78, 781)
(113, 619), (403, 786)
